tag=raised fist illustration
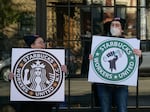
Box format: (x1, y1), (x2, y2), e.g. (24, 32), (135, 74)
(103, 50), (123, 72)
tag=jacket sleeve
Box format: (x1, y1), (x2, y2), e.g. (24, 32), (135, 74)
(139, 54), (143, 66)
(139, 43), (143, 66)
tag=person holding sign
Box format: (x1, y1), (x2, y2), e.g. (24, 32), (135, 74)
(89, 17), (142, 112)
(9, 35), (67, 112)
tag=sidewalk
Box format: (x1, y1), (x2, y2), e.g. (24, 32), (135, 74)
(1, 77), (150, 111)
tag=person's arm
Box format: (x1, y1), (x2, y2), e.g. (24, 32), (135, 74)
(89, 54), (93, 60)
(61, 65), (68, 73)
(133, 49), (142, 57)
(61, 65), (69, 78)
(133, 49), (143, 66)
(8, 72), (14, 81)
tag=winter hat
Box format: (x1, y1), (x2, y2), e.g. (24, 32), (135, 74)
(111, 17), (126, 30)
(23, 35), (39, 47)
(103, 21), (111, 35)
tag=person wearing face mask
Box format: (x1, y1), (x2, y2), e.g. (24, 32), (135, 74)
(109, 18), (126, 37)
(89, 17), (143, 112)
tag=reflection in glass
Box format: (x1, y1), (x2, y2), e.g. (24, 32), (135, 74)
(146, 9), (150, 40)
(116, 0), (136, 6)
(141, 8), (146, 40)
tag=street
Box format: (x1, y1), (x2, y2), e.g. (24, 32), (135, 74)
(1, 77), (150, 107)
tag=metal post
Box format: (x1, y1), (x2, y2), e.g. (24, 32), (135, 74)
(36, 0), (47, 40)
(136, 0), (140, 110)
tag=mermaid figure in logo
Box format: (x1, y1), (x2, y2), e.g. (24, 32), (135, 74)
(23, 60), (53, 91)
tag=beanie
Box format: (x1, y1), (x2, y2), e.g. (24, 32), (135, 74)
(103, 21), (111, 35)
(23, 35), (39, 47)
(111, 17), (126, 30)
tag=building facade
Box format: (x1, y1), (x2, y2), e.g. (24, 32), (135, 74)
(1, 0), (150, 111)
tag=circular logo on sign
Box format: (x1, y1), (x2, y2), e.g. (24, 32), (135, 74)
(92, 39), (137, 82)
(13, 50), (63, 99)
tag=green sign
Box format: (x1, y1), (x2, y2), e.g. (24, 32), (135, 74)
(92, 39), (137, 82)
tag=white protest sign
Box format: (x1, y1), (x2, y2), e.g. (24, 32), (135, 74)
(10, 48), (65, 101)
(88, 36), (140, 86)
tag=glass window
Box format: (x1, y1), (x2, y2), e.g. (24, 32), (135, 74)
(116, 0), (136, 6)
(2, 0), (150, 111)
(146, 10), (150, 40)
(103, 0), (114, 6)
(126, 8), (137, 38)
(0, 0), (36, 110)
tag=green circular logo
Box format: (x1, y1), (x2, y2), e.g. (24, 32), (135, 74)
(92, 39), (137, 82)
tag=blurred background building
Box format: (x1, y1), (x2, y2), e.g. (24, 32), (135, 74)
(1, 0), (150, 112)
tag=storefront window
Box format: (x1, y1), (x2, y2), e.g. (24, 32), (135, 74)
(1, 0), (150, 111)
(116, 0), (136, 6)
(126, 8), (137, 38)
(145, 9), (150, 40)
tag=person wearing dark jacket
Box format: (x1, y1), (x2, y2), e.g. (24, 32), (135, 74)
(89, 17), (142, 112)
(9, 35), (67, 112)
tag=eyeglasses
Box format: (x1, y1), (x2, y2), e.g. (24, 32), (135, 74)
(111, 21), (121, 28)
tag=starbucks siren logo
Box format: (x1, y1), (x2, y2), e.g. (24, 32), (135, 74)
(92, 39), (137, 82)
(13, 50), (63, 99)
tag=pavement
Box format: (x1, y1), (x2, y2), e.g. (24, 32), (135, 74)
(1, 77), (150, 111)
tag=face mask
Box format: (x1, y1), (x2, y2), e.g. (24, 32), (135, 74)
(110, 27), (121, 36)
